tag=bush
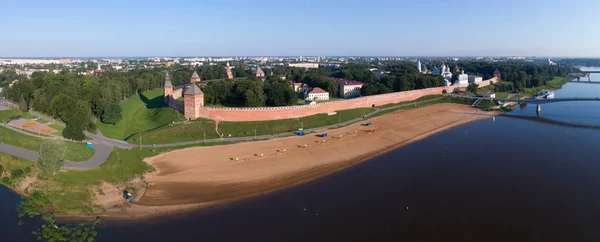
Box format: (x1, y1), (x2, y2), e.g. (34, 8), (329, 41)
(10, 169), (24, 180)
(0, 164), (3, 175)
(1, 177), (12, 186)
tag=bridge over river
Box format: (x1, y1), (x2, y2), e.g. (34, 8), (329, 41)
(569, 71), (600, 81)
(446, 94), (600, 115)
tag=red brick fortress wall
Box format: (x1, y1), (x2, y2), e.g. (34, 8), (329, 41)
(196, 79), (494, 122)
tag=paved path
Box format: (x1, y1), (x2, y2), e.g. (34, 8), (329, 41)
(0, 97), (445, 170)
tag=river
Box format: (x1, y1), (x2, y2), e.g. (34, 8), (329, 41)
(3, 68), (600, 241)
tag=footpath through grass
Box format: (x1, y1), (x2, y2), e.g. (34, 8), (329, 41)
(25, 141), (235, 215)
(0, 126), (95, 162)
(97, 89), (187, 140)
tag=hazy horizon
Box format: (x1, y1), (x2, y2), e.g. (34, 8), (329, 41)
(3, 0), (600, 57)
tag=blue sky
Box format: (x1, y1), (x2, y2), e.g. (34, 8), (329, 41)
(1, 0), (599, 57)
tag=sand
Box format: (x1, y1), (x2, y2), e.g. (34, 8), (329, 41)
(96, 103), (495, 220)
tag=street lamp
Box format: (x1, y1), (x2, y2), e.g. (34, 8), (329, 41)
(201, 128), (206, 143)
(139, 131), (142, 150)
(254, 125), (258, 140)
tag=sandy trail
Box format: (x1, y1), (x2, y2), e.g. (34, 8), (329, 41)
(97, 103), (494, 219)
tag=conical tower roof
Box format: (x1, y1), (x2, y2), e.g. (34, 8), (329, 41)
(255, 65), (264, 75)
(191, 71), (200, 79)
(184, 83), (203, 95)
(164, 71), (172, 87)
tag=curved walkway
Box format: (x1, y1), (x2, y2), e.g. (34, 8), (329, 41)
(0, 97), (445, 170)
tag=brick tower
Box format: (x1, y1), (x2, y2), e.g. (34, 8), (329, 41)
(163, 72), (173, 103)
(183, 84), (204, 120)
(255, 65), (265, 77)
(493, 69), (501, 82)
(191, 71), (201, 83)
(224, 62), (234, 79)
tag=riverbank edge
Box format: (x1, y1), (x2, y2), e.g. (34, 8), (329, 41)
(60, 106), (499, 222)
(3, 101), (495, 222)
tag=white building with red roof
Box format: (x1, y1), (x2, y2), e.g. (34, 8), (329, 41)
(332, 77), (364, 98)
(306, 87), (329, 101)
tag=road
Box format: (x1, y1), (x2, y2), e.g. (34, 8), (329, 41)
(0, 97), (444, 170)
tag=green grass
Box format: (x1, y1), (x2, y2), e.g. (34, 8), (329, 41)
(219, 107), (373, 138)
(0, 109), (34, 123)
(28, 141), (235, 215)
(0, 152), (37, 188)
(371, 96), (473, 118)
(96, 89), (187, 140)
(378, 95), (443, 109)
(127, 119), (219, 144)
(0, 126), (95, 162)
(35, 118), (48, 124)
(127, 107), (373, 144)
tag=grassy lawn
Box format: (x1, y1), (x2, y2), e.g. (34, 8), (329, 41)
(27, 141), (235, 215)
(0, 126), (95, 162)
(371, 96), (473, 118)
(127, 119), (219, 144)
(219, 107), (373, 138)
(0, 152), (37, 188)
(35, 118), (48, 124)
(378, 95), (443, 109)
(97, 89), (187, 140)
(0, 109), (34, 123)
(128, 107), (373, 144)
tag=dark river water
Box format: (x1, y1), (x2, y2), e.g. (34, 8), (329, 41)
(4, 67), (600, 242)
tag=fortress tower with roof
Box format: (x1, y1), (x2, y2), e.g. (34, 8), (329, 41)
(164, 71), (204, 120)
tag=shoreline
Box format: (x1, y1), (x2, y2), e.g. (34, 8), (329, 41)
(83, 103), (497, 221)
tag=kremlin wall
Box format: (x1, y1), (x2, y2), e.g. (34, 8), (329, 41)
(164, 71), (495, 122)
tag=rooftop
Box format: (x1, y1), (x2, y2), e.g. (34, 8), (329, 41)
(191, 71), (200, 79)
(309, 87), (328, 94)
(184, 83), (203, 95)
(330, 77), (364, 86)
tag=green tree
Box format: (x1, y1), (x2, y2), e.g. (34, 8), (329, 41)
(19, 94), (28, 112)
(63, 124), (86, 141)
(101, 104), (122, 124)
(467, 83), (479, 95)
(37, 140), (66, 177)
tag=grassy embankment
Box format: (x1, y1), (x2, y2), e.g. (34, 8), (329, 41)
(0, 126), (95, 162)
(15, 140), (236, 215)
(477, 76), (575, 99)
(97, 89), (187, 140)
(0, 153), (37, 188)
(121, 90), (480, 145)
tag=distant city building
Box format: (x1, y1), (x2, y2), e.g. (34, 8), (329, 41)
(368, 68), (390, 80)
(331, 77), (364, 98)
(224, 62), (234, 79)
(548, 58), (556, 65)
(456, 70), (469, 85)
(286, 63), (319, 69)
(440, 64), (453, 83)
(306, 87), (329, 101)
(468, 75), (482, 84)
(292, 82), (304, 92)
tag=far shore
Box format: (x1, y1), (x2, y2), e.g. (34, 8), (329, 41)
(80, 103), (497, 221)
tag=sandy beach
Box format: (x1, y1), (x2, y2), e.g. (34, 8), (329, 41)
(95, 103), (495, 219)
